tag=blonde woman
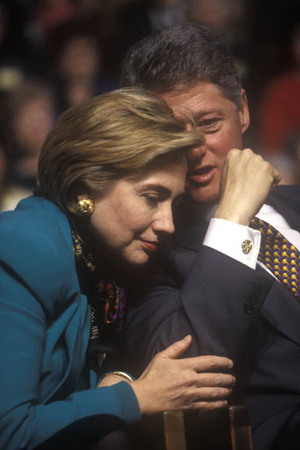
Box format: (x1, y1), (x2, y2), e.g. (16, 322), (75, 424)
(0, 88), (234, 449)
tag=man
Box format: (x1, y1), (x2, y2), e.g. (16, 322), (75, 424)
(120, 24), (300, 450)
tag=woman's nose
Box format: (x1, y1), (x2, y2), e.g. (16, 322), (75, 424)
(153, 205), (175, 235)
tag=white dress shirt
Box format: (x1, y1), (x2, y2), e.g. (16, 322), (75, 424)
(203, 204), (300, 279)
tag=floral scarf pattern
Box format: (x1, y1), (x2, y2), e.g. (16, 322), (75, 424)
(72, 230), (127, 375)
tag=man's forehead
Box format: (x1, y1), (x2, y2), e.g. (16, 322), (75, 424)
(162, 81), (228, 101)
(161, 82), (233, 118)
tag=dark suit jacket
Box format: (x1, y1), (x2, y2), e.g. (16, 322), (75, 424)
(0, 196), (140, 450)
(125, 185), (300, 450)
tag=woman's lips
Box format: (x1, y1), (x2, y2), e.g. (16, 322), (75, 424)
(187, 166), (216, 185)
(140, 240), (159, 252)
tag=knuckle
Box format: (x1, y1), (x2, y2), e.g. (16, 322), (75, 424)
(154, 352), (162, 362)
(213, 374), (224, 385)
(228, 148), (239, 158)
(211, 388), (220, 399)
(207, 401), (227, 410)
(180, 359), (190, 371)
(199, 401), (209, 410)
(207, 356), (219, 369)
(262, 159), (271, 169)
(197, 373), (210, 386)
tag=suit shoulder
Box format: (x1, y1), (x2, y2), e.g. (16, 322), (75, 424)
(271, 185), (300, 202)
(0, 197), (76, 305)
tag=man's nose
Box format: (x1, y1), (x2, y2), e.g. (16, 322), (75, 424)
(187, 144), (206, 161)
(153, 205), (175, 235)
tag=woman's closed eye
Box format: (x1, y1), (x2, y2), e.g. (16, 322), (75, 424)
(143, 193), (160, 206)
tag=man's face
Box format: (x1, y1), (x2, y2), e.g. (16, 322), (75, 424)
(161, 82), (250, 204)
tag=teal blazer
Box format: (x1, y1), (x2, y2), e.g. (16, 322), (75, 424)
(0, 196), (140, 449)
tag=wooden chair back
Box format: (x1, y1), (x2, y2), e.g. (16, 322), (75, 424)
(137, 405), (253, 450)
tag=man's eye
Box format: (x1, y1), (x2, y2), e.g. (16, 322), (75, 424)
(198, 118), (219, 129)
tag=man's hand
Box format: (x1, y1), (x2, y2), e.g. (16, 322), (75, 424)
(214, 148), (281, 225)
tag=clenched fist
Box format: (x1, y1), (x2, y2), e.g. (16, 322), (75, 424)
(214, 148), (281, 225)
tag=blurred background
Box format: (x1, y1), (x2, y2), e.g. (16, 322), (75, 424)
(0, 0), (299, 211)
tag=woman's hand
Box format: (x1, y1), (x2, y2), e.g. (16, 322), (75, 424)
(100, 335), (235, 415)
(131, 335), (234, 414)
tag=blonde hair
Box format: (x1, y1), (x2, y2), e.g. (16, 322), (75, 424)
(35, 87), (203, 214)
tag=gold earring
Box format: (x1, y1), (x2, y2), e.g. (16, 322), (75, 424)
(76, 197), (94, 216)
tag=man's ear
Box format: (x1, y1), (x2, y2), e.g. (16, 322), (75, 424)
(239, 89), (250, 134)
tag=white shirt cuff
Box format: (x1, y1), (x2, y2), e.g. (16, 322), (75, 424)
(203, 218), (261, 269)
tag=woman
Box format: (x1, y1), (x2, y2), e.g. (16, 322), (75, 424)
(0, 88), (235, 449)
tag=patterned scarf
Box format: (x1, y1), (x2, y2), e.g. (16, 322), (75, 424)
(72, 230), (127, 375)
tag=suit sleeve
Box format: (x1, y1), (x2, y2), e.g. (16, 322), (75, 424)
(125, 245), (274, 374)
(0, 226), (140, 450)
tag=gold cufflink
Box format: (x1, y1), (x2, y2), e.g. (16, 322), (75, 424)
(241, 239), (253, 254)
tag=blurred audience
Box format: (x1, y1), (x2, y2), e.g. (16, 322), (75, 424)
(187, 0), (247, 43)
(46, 17), (118, 115)
(0, 0), (298, 211)
(119, 0), (186, 42)
(258, 22), (300, 155)
(187, 0), (251, 82)
(0, 142), (8, 209)
(0, 79), (55, 211)
(264, 130), (300, 185)
(0, 3), (28, 93)
(33, 0), (79, 37)
(109, 0), (187, 75)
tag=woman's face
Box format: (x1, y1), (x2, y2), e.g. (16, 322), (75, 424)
(86, 159), (186, 265)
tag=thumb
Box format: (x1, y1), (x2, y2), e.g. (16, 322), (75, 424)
(160, 335), (192, 359)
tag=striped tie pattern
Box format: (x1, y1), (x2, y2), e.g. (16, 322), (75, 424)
(250, 217), (300, 299)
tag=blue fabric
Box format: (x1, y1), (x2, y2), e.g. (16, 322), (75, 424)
(0, 196), (140, 450)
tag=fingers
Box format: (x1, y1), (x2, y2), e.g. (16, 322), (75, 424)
(182, 366), (235, 391)
(184, 400), (228, 411)
(227, 148), (280, 186)
(193, 386), (233, 399)
(159, 334), (192, 359)
(194, 372), (236, 388)
(134, 344), (235, 415)
(164, 383), (233, 412)
(184, 354), (234, 372)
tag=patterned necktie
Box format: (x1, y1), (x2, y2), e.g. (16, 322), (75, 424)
(250, 217), (300, 299)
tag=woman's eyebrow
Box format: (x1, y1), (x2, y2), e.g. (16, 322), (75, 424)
(140, 184), (171, 195)
(140, 183), (185, 197)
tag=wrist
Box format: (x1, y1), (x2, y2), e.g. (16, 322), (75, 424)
(105, 371), (135, 383)
(214, 205), (251, 226)
(97, 370), (135, 387)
